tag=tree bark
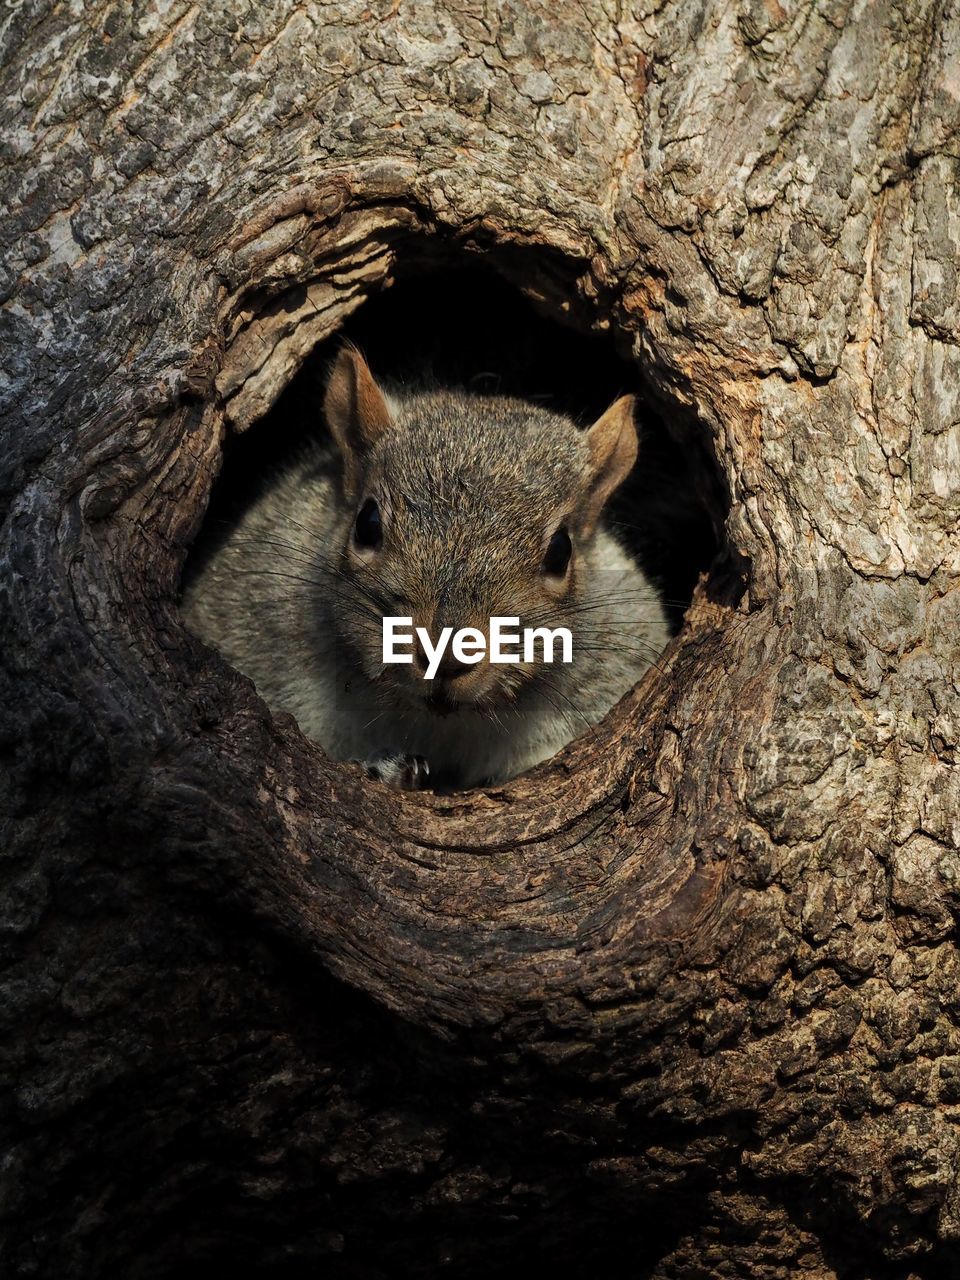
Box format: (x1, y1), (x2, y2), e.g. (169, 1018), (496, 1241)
(2, 2), (959, 1277)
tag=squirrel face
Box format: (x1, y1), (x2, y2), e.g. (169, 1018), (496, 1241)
(322, 346), (638, 717)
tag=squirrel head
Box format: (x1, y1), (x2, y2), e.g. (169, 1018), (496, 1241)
(322, 345), (638, 715)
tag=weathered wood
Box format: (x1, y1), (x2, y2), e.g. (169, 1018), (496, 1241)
(1, 1), (958, 1276)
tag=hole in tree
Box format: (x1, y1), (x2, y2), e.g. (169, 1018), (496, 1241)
(182, 262), (729, 788)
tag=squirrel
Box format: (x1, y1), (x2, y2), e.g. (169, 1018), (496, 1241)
(181, 346), (669, 790)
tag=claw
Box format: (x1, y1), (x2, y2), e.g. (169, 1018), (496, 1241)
(360, 751), (431, 791)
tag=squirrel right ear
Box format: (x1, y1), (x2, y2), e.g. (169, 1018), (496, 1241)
(581, 395), (639, 535)
(323, 345), (394, 497)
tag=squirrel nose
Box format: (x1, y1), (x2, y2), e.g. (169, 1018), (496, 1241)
(432, 652), (472, 682)
(413, 636), (472, 681)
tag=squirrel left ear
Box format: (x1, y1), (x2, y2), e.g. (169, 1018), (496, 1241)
(581, 395), (638, 535)
(323, 344), (394, 498)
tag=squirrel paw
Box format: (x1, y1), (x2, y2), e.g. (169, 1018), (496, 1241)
(361, 752), (431, 791)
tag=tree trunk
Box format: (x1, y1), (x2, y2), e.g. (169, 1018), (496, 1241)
(2, 1), (959, 1276)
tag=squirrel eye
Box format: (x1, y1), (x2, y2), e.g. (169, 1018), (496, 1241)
(354, 498), (382, 550)
(542, 526), (572, 577)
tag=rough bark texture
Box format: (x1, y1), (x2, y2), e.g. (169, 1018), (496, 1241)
(2, 2), (959, 1277)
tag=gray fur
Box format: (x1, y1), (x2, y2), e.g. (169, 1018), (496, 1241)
(181, 379), (669, 789)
